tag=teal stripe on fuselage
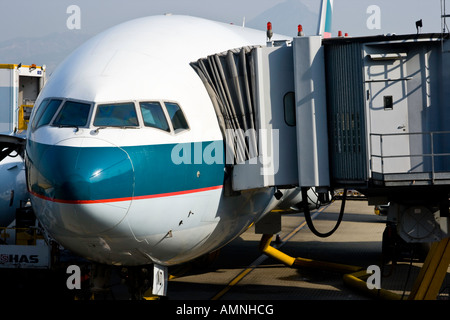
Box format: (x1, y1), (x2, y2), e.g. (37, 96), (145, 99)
(26, 140), (225, 202)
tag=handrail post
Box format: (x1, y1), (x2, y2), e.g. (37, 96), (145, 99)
(431, 132), (435, 184)
(380, 134), (384, 174)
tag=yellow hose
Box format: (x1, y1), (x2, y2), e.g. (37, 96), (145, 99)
(259, 234), (403, 300)
(259, 234), (360, 272)
(259, 234), (296, 267)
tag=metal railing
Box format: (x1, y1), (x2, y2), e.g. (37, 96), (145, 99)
(0, 226), (43, 245)
(370, 131), (450, 183)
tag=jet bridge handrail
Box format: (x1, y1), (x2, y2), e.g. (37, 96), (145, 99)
(370, 131), (450, 182)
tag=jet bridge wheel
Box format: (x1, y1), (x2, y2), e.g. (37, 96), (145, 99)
(382, 223), (430, 263)
(192, 249), (221, 267)
(168, 250), (222, 280)
(120, 265), (153, 300)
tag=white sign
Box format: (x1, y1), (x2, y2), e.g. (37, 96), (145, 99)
(0, 245), (50, 269)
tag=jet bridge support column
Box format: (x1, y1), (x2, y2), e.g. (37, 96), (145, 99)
(408, 237), (450, 300)
(293, 36), (330, 193)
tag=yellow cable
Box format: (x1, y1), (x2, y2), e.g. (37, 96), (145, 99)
(259, 233), (403, 300)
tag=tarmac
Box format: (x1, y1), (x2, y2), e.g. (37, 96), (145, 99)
(2, 198), (450, 305)
(166, 198), (450, 301)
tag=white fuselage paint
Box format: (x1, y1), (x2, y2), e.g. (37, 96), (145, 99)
(0, 155), (27, 227)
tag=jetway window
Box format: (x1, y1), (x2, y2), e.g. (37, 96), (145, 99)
(384, 96), (393, 110)
(94, 102), (139, 127)
(53, 101), (91, 127)
(140, 102), (170, 132)
(284, 92), (296, 126)
(164, 102), (189, 132)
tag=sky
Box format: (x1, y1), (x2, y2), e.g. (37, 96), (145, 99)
(0, 0), (311, 41)
(0, 0), (444, 40)
(0, 0), (445, 72)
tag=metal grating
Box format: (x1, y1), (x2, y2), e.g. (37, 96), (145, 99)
(324, 42), (368, 186)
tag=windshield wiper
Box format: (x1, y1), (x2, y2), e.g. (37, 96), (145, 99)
(94, 126), (106, 133)
(94, 126), (139, 133)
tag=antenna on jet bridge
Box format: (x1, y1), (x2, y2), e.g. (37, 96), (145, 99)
(442, 0), (450, 34)
(416, 19), (423, 34)
(440, 0), (450, 53)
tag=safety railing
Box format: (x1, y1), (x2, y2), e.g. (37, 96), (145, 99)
(0, 226), (43, 245)
(370, 131), (450, 184)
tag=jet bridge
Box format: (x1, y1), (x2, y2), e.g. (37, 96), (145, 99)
(324, 34), (450, 244)
(191, 32), (450, 245)
(191, 43), (299, 192)
(191, 38), (328, 193)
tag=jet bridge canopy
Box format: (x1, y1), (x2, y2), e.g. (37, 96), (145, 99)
(191, 37), (331, 192)
(190, 47), (259, 166)
(191, 42), (300, 191)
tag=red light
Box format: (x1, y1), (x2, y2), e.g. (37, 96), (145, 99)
(338, 30), (342, 37)
(266, 21), (273, 40)
(298, 24), (304, 36)
(345, 33), (349, 37)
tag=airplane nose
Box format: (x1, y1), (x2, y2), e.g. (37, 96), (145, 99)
(27, 137), (135, 234)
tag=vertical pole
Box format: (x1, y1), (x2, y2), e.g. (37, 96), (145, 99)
(408, 238), (450, 300)
(431, 132), (435, 183)
(380, 135), (384, 174)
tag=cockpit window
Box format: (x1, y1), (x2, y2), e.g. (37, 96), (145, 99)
(164, 102), (189, 132)
(31, 99), (63, 131)
(36, 99), (63, 129)
(31, 99), (49, 131)
(94, 102), (139, 127)
(53, 101), (91, 127)
(139, 102), (170, 132)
